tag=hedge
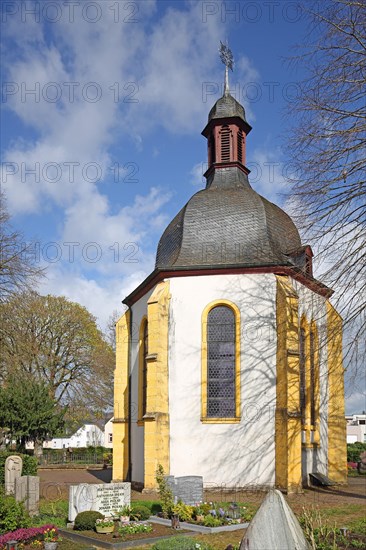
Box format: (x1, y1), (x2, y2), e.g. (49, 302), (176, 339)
(0, 452), (38, 485)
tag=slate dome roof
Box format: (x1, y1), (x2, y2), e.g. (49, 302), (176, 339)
(155, 167), (303, 271)
(208, 93), (248, 123)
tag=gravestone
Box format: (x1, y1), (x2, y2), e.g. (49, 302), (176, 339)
(165, 475), (203, 506)
(357, 450), (366, 474)
(240, 489), (310, 549)
(68, 482), (131, 521)
(4, 455), (23, 495)
(15, 476), (40, 516)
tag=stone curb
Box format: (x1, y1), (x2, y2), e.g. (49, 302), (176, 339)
(149, 516), (249, 534)
(59, 528), (195, 549)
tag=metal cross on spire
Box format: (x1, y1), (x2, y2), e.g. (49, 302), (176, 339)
(219, 40), (234, 95)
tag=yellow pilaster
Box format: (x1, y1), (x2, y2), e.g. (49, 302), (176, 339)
(275, 276), (302, 493)
(327, 302), (347, 483)
(144, 281), (171, 489)
(311, 320), (320, 445)
(112, 310), (130, 481)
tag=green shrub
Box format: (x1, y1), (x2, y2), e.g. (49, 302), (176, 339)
(31, 499), (69, 528)
(152, 535), (213, 549)
(155, 464), (174, 518)
(0, 452), (37, 484)
(347, 443), (366, 463)
(0, 491), (31, 534)
(172, 501), (194, 522)
(203, 514), (221, 527)
(130, 504), (151, 521)
(151, 502), (162, 515)
(74, 510), (104, 531)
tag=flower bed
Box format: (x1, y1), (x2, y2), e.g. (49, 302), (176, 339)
(0, 525), (56, 549)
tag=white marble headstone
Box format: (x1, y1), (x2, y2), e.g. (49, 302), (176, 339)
(68, 482), (131, 521)
(5, 455), (23, 495)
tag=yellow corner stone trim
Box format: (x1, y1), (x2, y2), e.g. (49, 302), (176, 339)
(327, 302), (347, 483)
(138, 316), (148, 423)
(201, 299), (241, 422)
(275, 276), (302, 493)
(144, 280), (171, 489)
(310, 320), (320, 445)
(113, 309), (131, 481)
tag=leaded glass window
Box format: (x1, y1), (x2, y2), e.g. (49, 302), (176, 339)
(207, 306), (236, 417)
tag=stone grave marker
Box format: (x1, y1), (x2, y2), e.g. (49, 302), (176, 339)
(4, 455), (23, 495)
(357, 450), (366, 474)
(240, 489), (310, 549)
(165, 475), (203, 506)
(15, 476), (40, 516)
(68, 482), (131, 522)
(176, 476), (203, 506)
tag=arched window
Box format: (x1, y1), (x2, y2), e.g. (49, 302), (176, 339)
(138, 318), (148, 422)
(201, 301), (241, 422)
(220, 125), (231, 162)
(299, 316), (320, 443)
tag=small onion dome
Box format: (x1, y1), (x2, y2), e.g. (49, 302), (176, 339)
(208, 92), (248, 124)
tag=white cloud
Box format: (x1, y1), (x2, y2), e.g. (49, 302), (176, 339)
(190, 161), (207, 186)
(345, 392), (366, 415)
(39, 267), (148, 331)
(248, 146), (287, 202)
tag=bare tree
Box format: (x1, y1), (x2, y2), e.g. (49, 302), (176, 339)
(0, 189), (45, 302)
(285, 0), (366, 387)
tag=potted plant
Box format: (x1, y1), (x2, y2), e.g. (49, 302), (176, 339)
(95, 517), (115, 534)
(43, 527), (62, 550)
(118, 505), (132, 523)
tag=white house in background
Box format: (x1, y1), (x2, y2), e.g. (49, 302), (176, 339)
(26, 422), (105, 450)
(104, 417), (113, 449)
(346, 414), (366, 444)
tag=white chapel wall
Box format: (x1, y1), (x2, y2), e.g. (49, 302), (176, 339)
(168, 273), (277, 488)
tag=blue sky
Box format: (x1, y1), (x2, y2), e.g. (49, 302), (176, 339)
(1, 1), (363, 412)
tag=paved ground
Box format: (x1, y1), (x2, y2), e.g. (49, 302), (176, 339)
(38, 468), (366, 514)
(39, 467), (112, 500)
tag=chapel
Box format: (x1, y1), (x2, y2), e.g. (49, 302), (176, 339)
(113, 48), (347, 493)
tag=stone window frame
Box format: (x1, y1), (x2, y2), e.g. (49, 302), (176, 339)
(201, 299), (241, 424)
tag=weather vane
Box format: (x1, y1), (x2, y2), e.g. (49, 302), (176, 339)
(219, 40), (234, 95)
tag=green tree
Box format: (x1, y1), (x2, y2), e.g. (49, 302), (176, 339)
(0, 376), (64, 457)
(0, 291), (114, 422)
(285, 0), (365, 383)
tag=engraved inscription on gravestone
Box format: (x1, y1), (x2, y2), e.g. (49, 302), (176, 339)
(165, 475), (203, 506)
(68, 482), (131, 522)
(176, 476), (203, 506)
(5, 455), (23, 495)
